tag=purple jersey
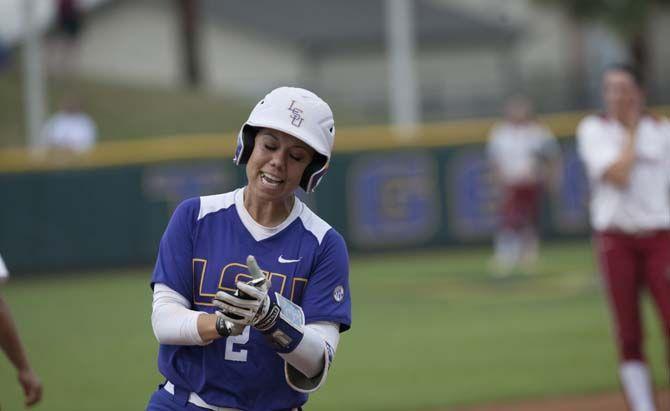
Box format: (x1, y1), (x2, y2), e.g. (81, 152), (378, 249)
(151, 188), (351, 411)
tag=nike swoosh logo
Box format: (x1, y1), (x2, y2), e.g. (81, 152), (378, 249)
(278, 255), (302, 264)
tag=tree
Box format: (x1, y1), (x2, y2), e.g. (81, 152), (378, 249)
(176, 0), (201, 88)
(535, 0), (670, 84)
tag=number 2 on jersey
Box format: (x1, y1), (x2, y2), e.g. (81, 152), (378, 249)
(225, 326), (250, 362)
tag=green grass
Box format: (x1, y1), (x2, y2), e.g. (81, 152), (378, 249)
(0, 242), (667, 411)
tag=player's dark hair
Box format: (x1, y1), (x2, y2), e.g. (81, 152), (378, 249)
(604, 63), (644, 88)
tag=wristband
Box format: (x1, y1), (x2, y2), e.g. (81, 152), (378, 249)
(259, 292), (305, 353)
(215, 315), (232, 337)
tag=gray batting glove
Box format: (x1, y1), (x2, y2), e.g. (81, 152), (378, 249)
(213, 255), (269, 326)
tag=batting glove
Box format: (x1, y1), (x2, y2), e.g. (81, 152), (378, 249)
(213, 256), (306, 352)
(213, 255), (268, 326)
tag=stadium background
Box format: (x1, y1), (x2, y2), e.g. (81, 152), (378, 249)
(2, 1), (670, 410)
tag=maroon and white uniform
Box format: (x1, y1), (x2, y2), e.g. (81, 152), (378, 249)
(487, 121), (558, 230)
(577, 113), (670, 363)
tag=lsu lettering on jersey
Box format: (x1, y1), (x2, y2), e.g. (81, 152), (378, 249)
(151, 188), (351, 411)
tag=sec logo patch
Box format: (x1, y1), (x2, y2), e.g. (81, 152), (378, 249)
(333, 285), (345, 302)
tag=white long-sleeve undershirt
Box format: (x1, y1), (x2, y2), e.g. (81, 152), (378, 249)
(152, 283), (207, 345)
(151, 283), (340, 378)
(280, 321), (340, 378)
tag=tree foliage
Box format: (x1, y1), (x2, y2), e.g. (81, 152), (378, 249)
(534, 0), (670, 39)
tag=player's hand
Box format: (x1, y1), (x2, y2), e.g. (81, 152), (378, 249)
(213, 256), (269, 326)
(214, 312), (245, 337)
(216, 256), (305, 352)
(623, 115), (639, 138)
(214, 284), (266, 326)
(619, 94), (642, 135)
(217, 281), (281, 335)
(18, 367), (42, 407)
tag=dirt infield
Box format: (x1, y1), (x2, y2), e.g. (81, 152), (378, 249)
(446, 390), (670, 411)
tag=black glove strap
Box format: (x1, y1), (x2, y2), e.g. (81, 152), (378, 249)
(256, 302), (281, 332)
(215, 315), (231, 337)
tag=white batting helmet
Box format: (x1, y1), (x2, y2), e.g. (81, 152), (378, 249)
(233, 87), (335, 192)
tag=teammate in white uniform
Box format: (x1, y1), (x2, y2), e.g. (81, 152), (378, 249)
(41, 95), (97, 154)
(0, 253), (43, 408)
(487, 96), (560, 276)
(577, 64), (670, 411)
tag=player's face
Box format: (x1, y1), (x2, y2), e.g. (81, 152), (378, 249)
(246, 128), (315, 201)
(603, 70), (642, 120)
(505, 98), (531, 124)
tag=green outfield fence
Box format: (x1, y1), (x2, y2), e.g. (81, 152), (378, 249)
(2, 108), (668, 273)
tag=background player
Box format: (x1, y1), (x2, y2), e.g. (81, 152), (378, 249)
(487, 95), (561, 277)
(41, 94), (97, 156)
(147, 87), (351, 411)
(0, 253), (43, 408)
(577, 63), (670, 411)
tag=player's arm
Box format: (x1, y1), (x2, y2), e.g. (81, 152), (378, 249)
(602, 126), (637, 188)
(0, 293), (42, 407)
(213, 257), (335, 387)
(280, 321), (340, 392)
(150, 198), (244, 345)
(214, 256), (307, 353)
(577, 118), (629, 188)
(152, 283), (239, 345)
(215, 249), (349, 392)
(215, 279), (339, 391)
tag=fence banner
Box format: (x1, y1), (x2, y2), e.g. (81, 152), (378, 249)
(0, 139), (589, 272)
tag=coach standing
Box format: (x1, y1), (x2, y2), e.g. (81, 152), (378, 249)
(577, 64), (670, 411)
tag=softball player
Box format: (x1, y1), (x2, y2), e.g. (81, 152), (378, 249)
(147, 87), (351, 411)
(487, 96), (560, 276)
(577, 64), (670, 411)
(0, 253), (43, 408)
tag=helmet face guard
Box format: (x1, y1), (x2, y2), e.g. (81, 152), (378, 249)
(234, 87), (335, 193)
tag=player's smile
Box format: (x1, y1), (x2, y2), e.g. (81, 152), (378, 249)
(259, 171), (284, 187)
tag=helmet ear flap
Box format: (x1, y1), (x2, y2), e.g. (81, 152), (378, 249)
(234, 126), (259, 165)
(300, 153), (328, 192)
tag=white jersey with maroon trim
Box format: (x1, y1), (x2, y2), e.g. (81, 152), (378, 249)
(577, 114), (670, 232)
(487, 121), (558, 185)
